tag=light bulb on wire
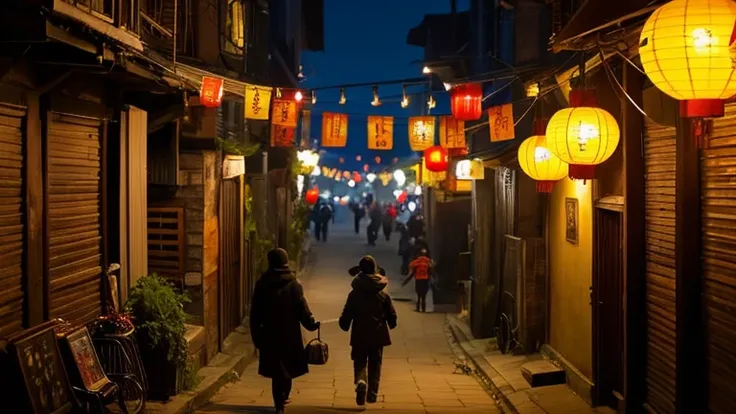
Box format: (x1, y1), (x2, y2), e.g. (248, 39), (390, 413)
(294, 90), (303, 102)
(371, 86), (382, 107)
(339, 88), (346, 105)
(427, 95), (436, 110)
(422, 66), (431, 74)
(311, 91), (317, 104)
(443, 82), (452, 91)
(400, 85), (409, 108)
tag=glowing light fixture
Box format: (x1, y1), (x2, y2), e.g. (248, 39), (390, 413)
(401, 85), (409, 108)
(393, 169), (406, 186)
(443, 82), (452, 91)
(371, 86), (382, 107)
(348, 179), (356, 188)
(297, 150), (320, 169)
(311, 91), (317, 104)
(408, 201), (417, 212)
(414, 186), (422, 196)
(310, 165), (321, 176)
(422, 66), (431, 74)
(339, 88), (346, 105)
(366, 173), (376, 183)
(294, 90), (303, 102)
(518, 134), (569, 193)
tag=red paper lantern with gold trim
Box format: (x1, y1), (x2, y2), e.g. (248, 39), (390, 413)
(424, 146), (448, 172)
(397, 191), (408, 204)
(200, 76), (224, 108)
(450, 83), (482, 121)
(305, 188), (319, 205)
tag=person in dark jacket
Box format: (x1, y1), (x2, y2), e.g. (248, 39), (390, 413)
(382, 203), (396, 241)
(350, 202), (365, 234)
(367, 203), (383, 246)
(250, 248), (320, 413)
(340, 256), (398, 406)
(318, 203), (333, 242)
(407, 214), (425, 239)
(312, 202), (323, 241)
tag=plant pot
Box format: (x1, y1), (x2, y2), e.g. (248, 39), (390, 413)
(136, 331), (183, 401)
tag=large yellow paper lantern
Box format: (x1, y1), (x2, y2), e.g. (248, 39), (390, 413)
(518, 135), (568, 193)
(639, 0), (736, 118)
(546, 97), (619, 181)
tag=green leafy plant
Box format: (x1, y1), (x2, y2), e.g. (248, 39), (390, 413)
(243, 183), (275, 273)
(287, 198), (312, 265)
(216, 137), (261, 157)
(124, 274), (198, 390)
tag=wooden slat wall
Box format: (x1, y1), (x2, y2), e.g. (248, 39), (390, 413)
(147, 207), (184, 285)
(701, 102), (736, 413)
(47, 113), (103, 326)
(127, 107), (148, 287)
(643, 118), (677, 414)
(0, 104), (25, 338)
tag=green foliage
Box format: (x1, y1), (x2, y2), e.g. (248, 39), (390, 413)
(124, 274), (198, 390)
(216, 137), (261, 157)
(287, 199), (312, 264)
(243, 183), (275, 273)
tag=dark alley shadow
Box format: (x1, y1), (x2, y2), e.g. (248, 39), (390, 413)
(197, 404), (369, 413)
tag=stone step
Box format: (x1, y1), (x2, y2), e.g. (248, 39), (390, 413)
(521, 359), (566, 388)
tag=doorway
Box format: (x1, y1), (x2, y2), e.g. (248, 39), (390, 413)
(220, 178), (242, 344)
(593, 203), (624, 408)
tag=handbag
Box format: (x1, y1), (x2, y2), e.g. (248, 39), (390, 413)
(304, 326), (329, 365)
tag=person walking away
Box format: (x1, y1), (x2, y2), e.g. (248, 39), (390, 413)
(396, 205), (411, 256)
(250, 248), (321, 414)
(328, 198), (337, 224)
(381, 203), (396, 241)
(407, 213), (425, 240)
(402, 249), (433, 312)
(312, 202), (323, 241)
(351, 201), (365, 234)
(340, 256), (398, 406)
(318, 202), (332, 242)
(367, 203), (382, 246)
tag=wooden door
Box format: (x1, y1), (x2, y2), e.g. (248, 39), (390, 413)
(593, 205), (624, 408)
(220, 178), (241, 341)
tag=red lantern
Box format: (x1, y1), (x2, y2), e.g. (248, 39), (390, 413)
(200, 76), (224, 108)
(339, 157), (345, 164)
(305, 188), (319, 205)
(375, 156), (381, 164)
(352, 172), (362, 183)
(424, 146), (448, 172)
(397, 191), (408, 204)
(450, 83), (482, 121)
(363, 164), (369, 172)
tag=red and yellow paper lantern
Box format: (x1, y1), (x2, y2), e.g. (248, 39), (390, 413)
(305, 188), (319, 205)
(200, 76), (224, 108)
(450, 83), (482, 121)
(424, 146), (449, 172)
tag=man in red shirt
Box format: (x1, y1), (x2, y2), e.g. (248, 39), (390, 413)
(402, 249), (433, 312)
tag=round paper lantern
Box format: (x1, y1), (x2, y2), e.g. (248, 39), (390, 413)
(305, 188), (319, 205)
(339, 157), (344, 164)
(356, 155), (362, 161)
(397, 191), (408, 204)
(375, 156), (382, 164)
(392, 157), (399, 164)
(518, 135), (569, 193)
(424, 146), (449, 172)
(639, 0), (736, 118)
(450, 83), (482, 121)
(546, 102), (619, 181)
(363, 164), (369, 172)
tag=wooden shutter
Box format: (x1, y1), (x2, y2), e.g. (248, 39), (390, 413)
(46, 113), (103, 326)
(701, 102), (736, 414)
(643, 118), (677, 413)
(0, 104), (25, 338)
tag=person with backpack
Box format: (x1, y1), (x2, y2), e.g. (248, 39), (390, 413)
(402, 248), (434, 312)
(317, 202), (333, 242)
(249, 248), (321, 414)
(339, 256), (398, 406)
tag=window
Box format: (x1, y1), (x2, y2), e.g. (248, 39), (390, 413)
(225, 0), (245, 55)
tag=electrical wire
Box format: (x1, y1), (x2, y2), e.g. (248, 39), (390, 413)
(598, 47), (650, 120)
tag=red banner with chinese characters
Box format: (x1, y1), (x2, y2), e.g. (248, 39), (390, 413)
(271, 99), (298, 127)
(321, 112), (349, 147)
(439, 116), (466, 149)
(270, 124), (296, 147)
(488, 103), (515, 142)
(200, 76), (224, 108)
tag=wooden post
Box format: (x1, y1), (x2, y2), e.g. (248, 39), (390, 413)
(25, 93), (44, 327)
(675, 116), (704, 412)
(621, 63), (646, 412)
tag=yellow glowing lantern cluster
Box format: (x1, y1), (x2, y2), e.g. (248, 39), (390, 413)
(518, 135), (568, 193)
(639, 0), (736, 118)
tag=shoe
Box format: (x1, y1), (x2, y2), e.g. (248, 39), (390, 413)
(356, 380), (367, 406)
(367, 392), (378, 403)
(275, 406), (285, 414)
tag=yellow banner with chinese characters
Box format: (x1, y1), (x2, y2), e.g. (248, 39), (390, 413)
(439, 116), (466, 149)
(367, 116), (394, 150)
(271, 99), (298, 127)
(244, 84), (272, 120)
(408, 116), (436, 151)
(321, 112), (349, 147)
(488, 103), (515, 142)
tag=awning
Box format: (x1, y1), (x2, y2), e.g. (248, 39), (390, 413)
(174, 63), (248, 97)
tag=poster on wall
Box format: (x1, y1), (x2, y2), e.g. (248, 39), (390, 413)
(565, 197), (578, 244)
(223, 155), (245, 179)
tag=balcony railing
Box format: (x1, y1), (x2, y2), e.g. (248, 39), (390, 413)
(61, 0), (140, 34)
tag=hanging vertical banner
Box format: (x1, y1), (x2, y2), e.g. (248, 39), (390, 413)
(200, 76), (224, 108)
(321, 112), (349, 147)
(488, 103), (515, 142)
(270, 124), (296, 147)
(300, 109), (311, 148)
(408, 116), (436, 151)
(244, 84), (272, 120)
(439, 116), (466, 149)
(367, 116), (394, 150)
(271, 99), (298, 127)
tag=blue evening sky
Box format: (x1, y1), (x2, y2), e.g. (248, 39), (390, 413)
(302, 0), (470, 173)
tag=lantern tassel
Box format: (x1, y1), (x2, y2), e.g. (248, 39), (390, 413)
(568, 164), (596, 181)
(536, 181), (555, 193)
(691, 118), (711, 149)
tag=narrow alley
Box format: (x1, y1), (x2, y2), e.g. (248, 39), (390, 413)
(196, 217), (501, 413)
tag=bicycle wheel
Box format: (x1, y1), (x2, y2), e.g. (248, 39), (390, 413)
(498, 313), (513, 355)
(110, 376), (145, 414)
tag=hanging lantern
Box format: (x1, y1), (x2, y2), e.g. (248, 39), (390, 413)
(305, 188), (319, 205)
(408, 116), (436, 151)
(363, 164), (369, 172)
(639, 0), (736, 119)
(397, 191), (408, 204)
(450, 83), (482, 121)
(518, 131), (569, 193)
(343, 171), (351, 179)
(356, 155), (362, 161)
(424, 146), (449, 172)
(545, 90), (619, 181)
(200, 76), (224, 108)
(352, 172), (362, 183)
(375, 156), (381, 164)
(339, 157), (344, 164)
(392, 157), (399, 164)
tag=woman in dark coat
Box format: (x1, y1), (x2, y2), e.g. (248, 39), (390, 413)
(250, 248), (320, 413)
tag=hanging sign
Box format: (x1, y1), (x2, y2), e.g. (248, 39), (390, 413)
(244, 84), (272, 120)
(439, 116), (466, 149)
(200, 76), (224, 108)
(270, 124), (296, 147)
(321, 112), (349, 147)
(367, 116), (394, 150)
(271, 99), (298, 127)
(488, 103), (515, 142)
(408, 116), (436, 151)
(223, 155), (245, 179)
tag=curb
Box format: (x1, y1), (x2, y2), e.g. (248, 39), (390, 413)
(445, 314), (518, 414)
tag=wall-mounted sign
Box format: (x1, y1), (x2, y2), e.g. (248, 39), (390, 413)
(223, 155), (245, 179)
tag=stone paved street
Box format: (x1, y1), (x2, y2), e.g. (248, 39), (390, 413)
(197, 216), (501, 413)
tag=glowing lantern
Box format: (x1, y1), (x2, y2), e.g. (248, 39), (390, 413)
(305, 188), (319, 205)
(397, 191), (408, 204)
(200, 76), (224, 108)
(392, 157), (399, 164)
(352, 172), (362, 183)
(450, 83), (482, 121)
(363, 164), (369, 172)
(518, 134), (569, 193)
(639, 0), (736, 119)
(339, 157), (344, 164)
(343, 171), (351, 179)
(356, 155), (362, 161)
(375, 156), (381, 164)
(424, 146), (449, 172)
(545, 90), (619, 181)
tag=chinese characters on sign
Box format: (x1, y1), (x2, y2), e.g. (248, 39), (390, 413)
(488, 103), (515, 142)
(270, 124), (296, 147)
(244, 84), (272, 120)
(200, 76), (224, 108)
(367, 116), (394, 150)
(439, 116), (466, 149)
(321, 112), (349, 147)
(408, 116), (436, 151)
(270, 99), (298, 147)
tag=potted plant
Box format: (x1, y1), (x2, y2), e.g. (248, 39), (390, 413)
(125, 274), (194, 401)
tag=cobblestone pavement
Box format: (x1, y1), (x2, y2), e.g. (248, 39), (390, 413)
(197, 217), (501, 414)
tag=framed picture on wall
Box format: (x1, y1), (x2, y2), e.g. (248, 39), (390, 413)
(565, 197), (579, 244)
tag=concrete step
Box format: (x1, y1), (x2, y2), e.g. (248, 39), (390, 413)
(521, 359), (566, 388)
